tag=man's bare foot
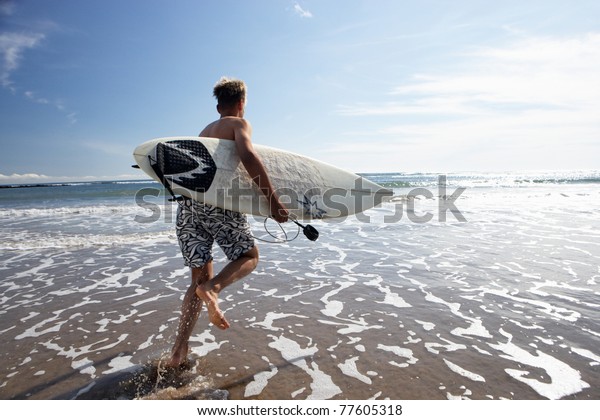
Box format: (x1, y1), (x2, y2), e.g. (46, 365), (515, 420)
(164, 344), (189, 369)
(195, 286), (230, 330)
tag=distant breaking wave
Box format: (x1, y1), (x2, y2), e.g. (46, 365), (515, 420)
(0, 179), (159, 189)
(362, 170), (600, 189)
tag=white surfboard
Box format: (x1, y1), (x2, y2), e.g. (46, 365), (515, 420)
(133, 137), (392, 220)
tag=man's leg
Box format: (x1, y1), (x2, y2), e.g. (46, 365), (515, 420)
(166, 261), (214, 367)
(196, 246), (259, 330)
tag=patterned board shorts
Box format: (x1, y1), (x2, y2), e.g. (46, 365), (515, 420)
(176, 198), (255, 268)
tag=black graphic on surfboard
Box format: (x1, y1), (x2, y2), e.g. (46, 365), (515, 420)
(153, 140), (217, 193)
(298, 194), (327, 219)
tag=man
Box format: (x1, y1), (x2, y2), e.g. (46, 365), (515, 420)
(166, 77), (289, 368)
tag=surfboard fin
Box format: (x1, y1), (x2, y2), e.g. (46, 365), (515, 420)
(147, 154), (185, 203)
(131, 164), (140, 169)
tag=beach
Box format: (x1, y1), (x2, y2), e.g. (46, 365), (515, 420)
(0, 173), (599, 400)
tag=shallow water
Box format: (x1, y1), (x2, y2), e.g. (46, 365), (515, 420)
(0, 179), (599, 400)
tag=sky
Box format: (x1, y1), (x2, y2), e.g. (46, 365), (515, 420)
(1, 0), (599, 184)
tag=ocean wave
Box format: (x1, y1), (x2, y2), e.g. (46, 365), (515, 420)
(0, 204), (144, 218)
(0, 179), (159, 189)
(364, 170), (600, 189)
(0, 229), (176, 250)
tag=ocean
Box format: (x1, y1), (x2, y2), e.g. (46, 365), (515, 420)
(0, 171), (599, 400)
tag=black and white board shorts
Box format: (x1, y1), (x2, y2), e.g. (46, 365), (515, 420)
(176, 198), (255, 268)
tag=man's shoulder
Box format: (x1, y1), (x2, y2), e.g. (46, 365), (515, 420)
(208, 116), (250, 131)
(225, 116), (250, 128)
(226, 118), (252, 138)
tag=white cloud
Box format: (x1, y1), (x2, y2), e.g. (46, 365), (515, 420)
(0, 25), (76, 124)
(0, 173), (52, 182)
(293, 3), (313, 18)
(334, 33), (600, 171)
(24, 90), (50, 104)
(66, 112), (77, 125)
(0, 172), (139, 185)
(24, 90), (78, 124)
(392, 34), (600, 109)
(0, 32), (45, 90)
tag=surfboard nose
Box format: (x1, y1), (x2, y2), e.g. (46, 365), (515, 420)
(374, 187), (394, 206)
(377, 187), (394, 197)
(361, 178), (394, 199)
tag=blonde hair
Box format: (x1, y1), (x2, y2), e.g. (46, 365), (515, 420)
(213, 77), (246, 107)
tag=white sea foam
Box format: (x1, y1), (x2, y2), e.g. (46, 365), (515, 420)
(291, 388), (306, 398)
(483, 289), (581, 322)
(18, 357), (31, 366)
(415, 320), (435, 331)
(189, 330), (228, 357)
(268, 334), (341, 399)
(103, 355), (136, 375)
(0, 205), (136, 219)
(0, 230), (175, 250)
(377, 344), (418, 367)
(245, 357), (278, 397)
(338, 356), (372, 384)
(72, 357), (96, 377)
(443, 359), (485, 382)
(490, 329), (589, 399)
(251, 312), (308, 331)
(366, 275), (411, 309)
(319, 319), (383, 335)
(425, 337), (467, 355)
(15, 313), (68, 340)
(571, 347), (600, 366)
(320, 281), (353, 317)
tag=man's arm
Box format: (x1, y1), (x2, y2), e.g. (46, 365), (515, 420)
(233, 119), (289, 223)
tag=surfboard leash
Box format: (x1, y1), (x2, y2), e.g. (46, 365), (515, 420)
(257, 215), (319, 243)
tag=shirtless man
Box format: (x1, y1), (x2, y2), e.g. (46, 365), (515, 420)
(166, 77), (288, 368)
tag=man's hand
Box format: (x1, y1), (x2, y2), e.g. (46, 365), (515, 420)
(270, 198), (289, 223)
